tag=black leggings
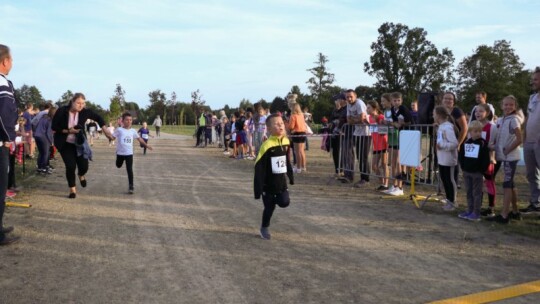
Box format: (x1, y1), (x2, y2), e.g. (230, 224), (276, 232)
(439, 165), (456, 203)
(331, 136), (341, 173)
(262, 191), (290, 228)
(59, 143), (89, 188)
(116, 155), (134, 187)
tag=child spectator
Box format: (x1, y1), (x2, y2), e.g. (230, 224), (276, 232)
(137, 122), (154, 155)
(488, 95), (523, 224)
(254, 107), (267, 155)
(458, 121), (490, 221)
(383, 92), (411, 196)
(410, 100), (419, 125)
(107, 122), (116, 146)
(367, 100), (388, 191)
(474, 104), (498, 217)
(112, 113), (153, 194)
(254, 114), (294, 240)
(222, 116), (231, 155)
(434, 106), (459, 211)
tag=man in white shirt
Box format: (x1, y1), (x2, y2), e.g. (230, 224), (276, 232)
(343, 89), (370, 185)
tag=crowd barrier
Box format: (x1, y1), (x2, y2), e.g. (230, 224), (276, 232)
(334, 123), (440, 189)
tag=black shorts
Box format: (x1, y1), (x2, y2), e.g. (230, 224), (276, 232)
(373, 149), (387, 155)
(291, 132), (306, 143)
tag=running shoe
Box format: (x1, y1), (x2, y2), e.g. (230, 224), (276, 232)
(466, 213), (481, 222)
(480, 208), (495, 217)
(260, 227), (271, 240)
(458, 211), (471, 219)
(486, 214), (509, 224)
(508, 212), (522, 221)
(376, 185), (389, 191)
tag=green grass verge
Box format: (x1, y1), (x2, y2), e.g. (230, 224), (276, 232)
(160, 125), (197, 136)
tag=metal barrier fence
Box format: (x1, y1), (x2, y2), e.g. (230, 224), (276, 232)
(334, 123), (439, 188)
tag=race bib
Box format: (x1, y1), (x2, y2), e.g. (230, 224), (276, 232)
(271, 155), (287, 174)
(369, 124), (378, 133)
(142, 134), (149, 139)
(464, 143), (480, 158)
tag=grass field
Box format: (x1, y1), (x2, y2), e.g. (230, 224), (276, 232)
(160, 125), (197, 136)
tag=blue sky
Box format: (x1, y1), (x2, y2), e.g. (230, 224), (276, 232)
(2, 0), (539, 110)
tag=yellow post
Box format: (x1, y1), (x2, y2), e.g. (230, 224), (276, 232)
(7, 202), (32, 208)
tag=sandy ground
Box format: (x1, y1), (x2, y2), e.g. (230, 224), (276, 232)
(1, 133), (539, 304)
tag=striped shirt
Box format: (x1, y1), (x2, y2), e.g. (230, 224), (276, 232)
(0, 74), (18, 141)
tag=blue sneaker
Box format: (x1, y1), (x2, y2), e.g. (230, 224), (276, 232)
(466, 213), (481, 222)
(260, 227), (271, 240)
(458, 211), (471, 219)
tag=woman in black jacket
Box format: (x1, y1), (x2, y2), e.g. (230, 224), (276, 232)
(51, 93), (112, 198)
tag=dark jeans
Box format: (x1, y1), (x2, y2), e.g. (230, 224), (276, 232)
(262, 191), (290, 228)
(0, 146), (11, 241)
(35, 136), (50, 170)
(355, 135), (372, 182)
(59, 143), (89, 188)
(439, 165), (456, 203)
(196, 126), (205, 146)
(8, 153), (15, 189)
(116, 154), (134, 187)
(155, 126), (160, 137)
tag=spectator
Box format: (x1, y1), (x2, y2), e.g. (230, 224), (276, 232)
(469, 91), (496, 124)
(488, 96), (523, 224)
(152, 114), (162, 137)
(0, 44), (20, 245)
(441, 92), (468, 189)
(458, 120), (491, 221)
(367, 100), (388, 191)
(520, 67), (540, 214)
(345, 89), (370, 186)
(330, 94), (347, 177)
(434, 106), (459, 211)
(288, 103), (307, 173)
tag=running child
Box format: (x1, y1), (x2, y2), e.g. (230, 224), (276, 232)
(458, 121), (490, 221)
(137, 122), (154, 155)
(488, 95), (523, 224)
(112, 113), (153, 194)
(434, 106), (459, 211)
(367, 100), (388, 191)
(254, 114), (294, 240)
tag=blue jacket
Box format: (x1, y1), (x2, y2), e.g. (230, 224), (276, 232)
(75, 131), (93, 161)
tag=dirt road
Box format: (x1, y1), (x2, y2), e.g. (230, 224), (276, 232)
(1, 134), (539, 303)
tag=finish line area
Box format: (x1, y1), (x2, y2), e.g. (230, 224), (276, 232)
(430, 280), (540, 304)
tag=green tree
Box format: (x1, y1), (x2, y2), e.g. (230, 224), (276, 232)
(306, 53), (335, 101)
(456, 40), (530, 111)
(355, 85), (380, 102)
(56, 90), (74, 107)
(114, 83), (126, 109)
(15, 84), (44, 108)
(109, 97), (122, 122)
(364, 22), (455, 103)
(239, 98), (253, 110)
(148, 89), (167, 121)
(270, 96), (287, 114)
(190, 89), (206, 117)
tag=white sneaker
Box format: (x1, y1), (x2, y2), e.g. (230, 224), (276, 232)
(382, 185), (395, 194)
(293, 168), (301, 174)
(388, 187), (404, 196)
(223, 151), (230, 155)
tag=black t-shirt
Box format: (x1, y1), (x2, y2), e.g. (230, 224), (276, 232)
(451, 107), (465, 132)
(391, 105), (412, 129)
